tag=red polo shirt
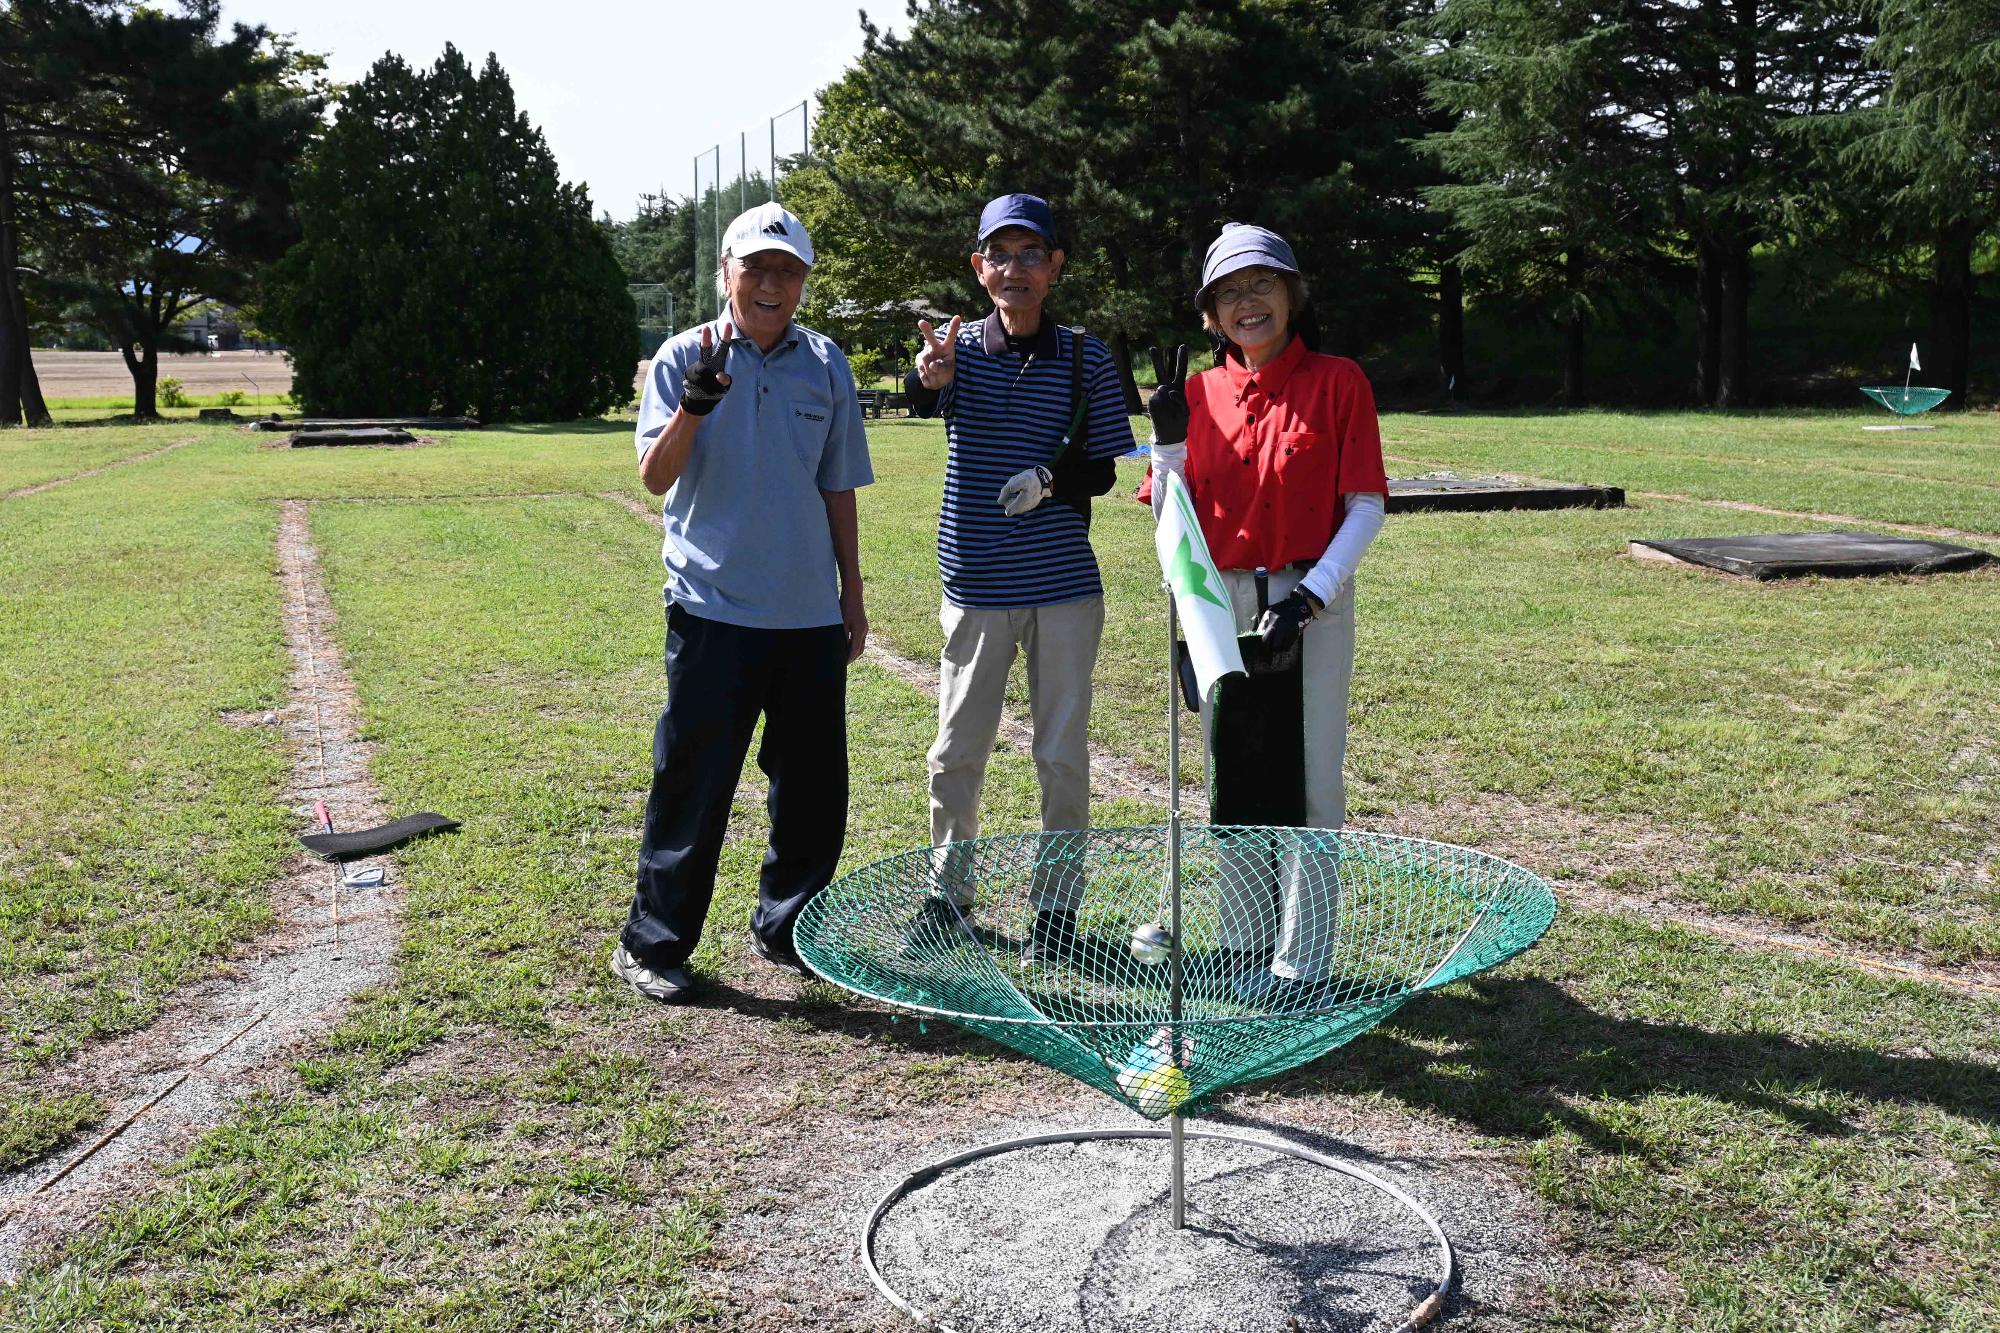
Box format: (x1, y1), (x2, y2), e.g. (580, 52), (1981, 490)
(1142, 338), (1389, 570)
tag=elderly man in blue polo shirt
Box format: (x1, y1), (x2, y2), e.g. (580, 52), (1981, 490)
(610, 202), (873, 1004)
(903, 193), (1135, 962)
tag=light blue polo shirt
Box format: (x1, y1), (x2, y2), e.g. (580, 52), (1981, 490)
(636, 308), (873, 629)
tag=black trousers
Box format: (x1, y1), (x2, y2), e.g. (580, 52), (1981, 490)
(623, 603), (849, 969)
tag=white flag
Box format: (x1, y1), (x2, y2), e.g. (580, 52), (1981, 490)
(1153, 470), (1244, 704)
(1910, 343), (1921, 372)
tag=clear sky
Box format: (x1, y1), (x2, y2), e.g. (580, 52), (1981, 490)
(218, 0), (897, 221)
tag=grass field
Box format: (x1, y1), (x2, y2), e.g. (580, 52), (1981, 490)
(0, 407), (1995, 1329)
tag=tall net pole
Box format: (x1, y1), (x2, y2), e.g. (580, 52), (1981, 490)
(740, 132), (747, 213)
(710, 145), (723, 317)
(690, 156), (701, 323)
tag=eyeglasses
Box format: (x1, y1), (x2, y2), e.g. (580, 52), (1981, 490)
(1212, 273), (1281, 306)
(738, 260), (807, 286)
(979, 245), (1051, 270)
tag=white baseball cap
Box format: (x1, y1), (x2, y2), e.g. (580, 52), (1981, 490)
(722, 202), (814, 266)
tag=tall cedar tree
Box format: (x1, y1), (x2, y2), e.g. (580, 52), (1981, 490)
(263, 46), (634, 422)
(1625, 1), (1878, 405)
(839, 0), (1436, 406)
(1421, 0), (1662, 403)
(2, 0), (314, 423)
(1826, 0), (2000, 407)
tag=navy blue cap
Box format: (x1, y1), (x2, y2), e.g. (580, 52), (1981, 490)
(977, 193), (1059, 248)
(1198, 223), (1299, 304)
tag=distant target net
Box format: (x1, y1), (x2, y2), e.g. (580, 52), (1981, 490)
(795, 826), (1556, 1120)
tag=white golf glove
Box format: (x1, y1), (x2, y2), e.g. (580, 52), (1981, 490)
(998, 464), (1054, 516)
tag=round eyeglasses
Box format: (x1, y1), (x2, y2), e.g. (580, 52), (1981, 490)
(1212, 273), (1281, 306)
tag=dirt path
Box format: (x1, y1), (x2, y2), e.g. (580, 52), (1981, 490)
(1, 438), (197, 500)
(0, 500), (400, 1281)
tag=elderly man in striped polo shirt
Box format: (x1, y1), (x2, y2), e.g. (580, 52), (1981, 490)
(903, 193), (1135, 962)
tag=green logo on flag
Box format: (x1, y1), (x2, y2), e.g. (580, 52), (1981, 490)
(1169, 534), (1227, 609)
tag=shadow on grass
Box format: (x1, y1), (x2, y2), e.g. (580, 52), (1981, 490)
(698, 976), (1038, 1064)
(1271, 976), (2000, 1156)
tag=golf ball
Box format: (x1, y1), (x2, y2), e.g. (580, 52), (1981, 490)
(1123, 1063), (1191, 1119)
(1129, 921), (1173, 966)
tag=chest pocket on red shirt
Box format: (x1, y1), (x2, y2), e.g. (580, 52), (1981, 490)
(1272, 428), (1335, 488)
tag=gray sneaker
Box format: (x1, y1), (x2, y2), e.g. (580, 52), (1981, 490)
(609, 943), (693, 1003)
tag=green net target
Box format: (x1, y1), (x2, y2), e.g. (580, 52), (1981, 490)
(794, 825), (1557, 1119)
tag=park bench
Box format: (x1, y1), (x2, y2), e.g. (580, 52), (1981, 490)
(856, 389), (911, 419)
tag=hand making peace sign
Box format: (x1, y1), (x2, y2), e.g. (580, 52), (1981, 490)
(915, 314), (963, 390)
(1145, 343), (1191, 445)
(678, 322), (735, 417)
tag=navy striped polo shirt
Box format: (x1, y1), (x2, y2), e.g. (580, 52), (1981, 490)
(935, 315), (1135, 608)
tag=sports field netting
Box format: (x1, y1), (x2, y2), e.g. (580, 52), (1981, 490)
(796, 825), (1557, 1120)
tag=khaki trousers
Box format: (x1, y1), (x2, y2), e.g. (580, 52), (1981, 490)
(927, 595), (1105, 908)
(1199, 566), (1356, 980)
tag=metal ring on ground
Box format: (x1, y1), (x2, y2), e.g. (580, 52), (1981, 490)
(861, 1124), (1455, 1333)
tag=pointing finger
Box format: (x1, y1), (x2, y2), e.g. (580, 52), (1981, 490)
(918, 319), (937, 350)
(1174, 344), (1188, 384)
(1149, 345), (1167, 384)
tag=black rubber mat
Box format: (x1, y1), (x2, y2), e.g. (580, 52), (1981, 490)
(1630, 531), (1995, 580)
(289, 428), (416, 446)
(255, 416), (480, 432)
(1388, 475), (1625, 513)
(300, 812), (460, 860)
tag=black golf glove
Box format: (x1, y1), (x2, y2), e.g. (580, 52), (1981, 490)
(679, 332), (733, 416)
(1257, 588), (1321, 652)
(1146, 344), (1190, 444)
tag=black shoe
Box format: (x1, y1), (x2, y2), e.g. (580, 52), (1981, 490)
(750, 932), (809, 977)
(1020, 910), (1087, 967)
(901, 896), (978, 956)
(1192, 948), (1269, 995)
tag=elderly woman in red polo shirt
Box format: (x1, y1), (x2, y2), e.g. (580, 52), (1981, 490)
(1143, 222), (1388, 1002)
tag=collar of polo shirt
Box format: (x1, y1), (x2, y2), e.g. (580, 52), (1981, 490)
(1222, 330), (1309, 401)
(979, 312), (1062, 359)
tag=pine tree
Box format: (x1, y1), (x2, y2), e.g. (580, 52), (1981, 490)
(1420, 0), (1662, 403)
(262, 46), (634, 422)
(1824, 0), (2000, 406)
(830, 0), (1436, 403)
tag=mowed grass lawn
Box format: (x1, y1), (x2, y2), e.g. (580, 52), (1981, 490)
(0, 407), (1995, 1330)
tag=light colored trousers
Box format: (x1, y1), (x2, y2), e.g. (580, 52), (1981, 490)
(1199, 566), (1356, 980)
(927, 595), (1105, 909)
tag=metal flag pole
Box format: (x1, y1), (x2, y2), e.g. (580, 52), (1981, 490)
(1166, 587), (1186, 1229)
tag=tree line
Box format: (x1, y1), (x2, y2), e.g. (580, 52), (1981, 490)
(9, 1), (1993, 425)
(732, 0), (1993, 411)
(2, 2), (631, 426)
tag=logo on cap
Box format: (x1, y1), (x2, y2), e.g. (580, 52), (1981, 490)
(762, 220), (789, 236)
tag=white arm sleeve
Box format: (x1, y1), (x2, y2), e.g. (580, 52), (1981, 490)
(1298, 491), (1386, 606)
(1147, 438), (1187, 520)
